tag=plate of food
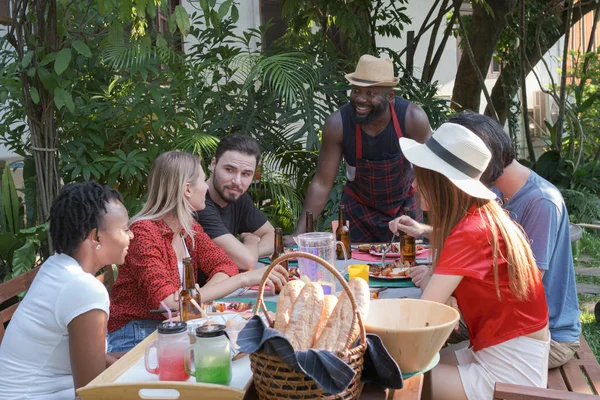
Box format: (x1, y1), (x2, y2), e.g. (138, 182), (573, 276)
(365, 243), (427, 258)
(368, 262), (412, 280)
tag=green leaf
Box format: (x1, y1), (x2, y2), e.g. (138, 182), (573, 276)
(64, 91), (75, 113)
(168, 14), (177, 34)
(0, 233), (24, 266)
(11, 240), (38, 280)
(174, 5), (190, 36)
(135, 0), (147, 17)
(29, 87), (40, 104)
(199, 0), (208, 9)
(217, 0), (231, 20)
(22, 51), (34, 68)
(118, 0), (133, 21)
(72, 40), (92, 58)
(156, 34), (168, 48)
(27, 67), (36, 77)
(54, 48), (71, 75)
(231, 5), (239, 23)
(146, 0), (157, 19)
(2, 165), (20, 236)
(39, 52), (57, 66)
(54, 87), (67, 110)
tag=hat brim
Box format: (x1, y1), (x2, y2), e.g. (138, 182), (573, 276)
(400, 137), (497, 200)
(345, 73), (399, 87)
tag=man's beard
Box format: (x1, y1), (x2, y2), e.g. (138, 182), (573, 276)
(351, 101), (388, 124)
(214, 176), (244, 203)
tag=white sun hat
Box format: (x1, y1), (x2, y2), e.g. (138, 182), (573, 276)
(399, 122), (496, 200)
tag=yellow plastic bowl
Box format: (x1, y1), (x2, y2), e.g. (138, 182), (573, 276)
(365, 298), (460, 373)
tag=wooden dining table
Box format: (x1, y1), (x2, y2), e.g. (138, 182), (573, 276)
(83, 251), (431, 399)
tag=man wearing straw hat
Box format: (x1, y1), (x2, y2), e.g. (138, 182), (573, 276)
(289, 55), (431, 243)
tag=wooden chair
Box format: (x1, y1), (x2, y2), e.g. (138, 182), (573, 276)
(493, 382), (599, 399)
(0, 266), (40, 344)
(77, 382), (245, 400)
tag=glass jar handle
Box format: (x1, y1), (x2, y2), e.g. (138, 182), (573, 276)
(184, 346), (195, 379)
(144, 341), (159, 375)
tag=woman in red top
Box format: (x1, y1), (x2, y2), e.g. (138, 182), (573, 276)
(108, 151), (287, 352)
(392, 123), (549, 400)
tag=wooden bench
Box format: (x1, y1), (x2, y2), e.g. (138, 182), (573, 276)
(494, 334), (600, 399)
(0, 266), (40, 343)
(0, 265), (115, 344)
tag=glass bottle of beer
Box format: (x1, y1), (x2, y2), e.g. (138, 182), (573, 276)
(179, 257), (203, 322)
(271, 227), (288, 294)
(336, 205), (350, 260)
(401, 207), (416, 265)
(306, 210), (315, 233)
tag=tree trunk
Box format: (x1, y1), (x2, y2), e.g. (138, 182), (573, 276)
(485, 1), (599, 125)
(451, 0), (517, 112)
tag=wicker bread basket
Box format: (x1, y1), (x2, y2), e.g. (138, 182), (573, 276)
(249, 251), (367, 399)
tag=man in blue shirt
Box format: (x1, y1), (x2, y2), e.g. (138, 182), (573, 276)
(397, 112), (581, 368)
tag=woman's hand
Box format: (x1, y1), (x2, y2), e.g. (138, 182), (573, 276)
(409, 265), (431, 288)
(242, 264), (289, 290)
(388, 215), (432, 239)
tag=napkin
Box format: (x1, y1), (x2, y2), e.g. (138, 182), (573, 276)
(228, 315), (403, 394)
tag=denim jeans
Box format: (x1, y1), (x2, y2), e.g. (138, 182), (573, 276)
(107, 319), (161, 353)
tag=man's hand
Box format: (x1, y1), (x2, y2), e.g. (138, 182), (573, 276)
(409, 265), (431, 288)
(240, 232), (261, 244)
(388, 215), (431, 238)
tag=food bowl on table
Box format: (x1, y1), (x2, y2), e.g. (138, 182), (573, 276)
(365, 298), (460, 373)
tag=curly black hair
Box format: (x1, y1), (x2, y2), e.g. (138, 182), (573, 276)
(49, 181), (123, 256)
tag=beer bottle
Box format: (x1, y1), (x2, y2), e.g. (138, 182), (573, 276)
(272, 227), (288, 294)
(336, 205), (350, 260)
(179, 257), (203, 322)
(306, 210), (315, 233)
(401, 207), (416, 265)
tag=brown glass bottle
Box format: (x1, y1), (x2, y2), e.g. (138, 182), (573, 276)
(401, 207), (416, 265)
(179, 257), (203, 322)
(336, 205), (350, 260)
(271, 227), (288, 294)
(305, 210), (315, 233)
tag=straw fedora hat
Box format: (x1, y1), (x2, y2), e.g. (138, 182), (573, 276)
(345, 55), (399, 87)
(399, 123), (496, 200)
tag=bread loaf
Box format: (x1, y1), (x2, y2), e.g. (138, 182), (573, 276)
(313, 295), (338, 346)
(285, 282), (324, 350)
(274, 280), (305, 332)
(313, 278), (370, 352)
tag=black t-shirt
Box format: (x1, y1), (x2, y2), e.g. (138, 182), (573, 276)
(194, 192), (268, 239)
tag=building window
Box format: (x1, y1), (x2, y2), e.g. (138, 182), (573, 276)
(0, 0), (10, 25)
(259, 0), (287, 51)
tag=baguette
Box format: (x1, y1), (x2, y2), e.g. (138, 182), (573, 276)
(274, 280), (305, 332)
(313, 295), (338, 346)
(314, 278), (370, 352)
(285, 282), (324, 350)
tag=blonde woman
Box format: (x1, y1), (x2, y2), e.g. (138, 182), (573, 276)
(108, 151), (287, 352)
(390, 124), (549, 400)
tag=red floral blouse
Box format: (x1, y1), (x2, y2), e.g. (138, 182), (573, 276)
(108, 219), (238, 332)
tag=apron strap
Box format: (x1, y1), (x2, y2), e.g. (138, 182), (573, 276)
(355, 101), (403, 159)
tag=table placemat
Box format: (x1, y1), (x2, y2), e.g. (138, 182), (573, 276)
(343, 273), (416, 288)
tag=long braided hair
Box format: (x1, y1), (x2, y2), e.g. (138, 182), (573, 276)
(49, 181), (123, 256)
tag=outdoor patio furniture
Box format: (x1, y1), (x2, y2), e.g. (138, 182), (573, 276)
(0, 266), (40, 344)
(77, 381), (244, 400)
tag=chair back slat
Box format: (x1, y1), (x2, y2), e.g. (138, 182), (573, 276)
(0, 266), (40, 344)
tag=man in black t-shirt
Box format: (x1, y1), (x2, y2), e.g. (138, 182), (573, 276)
(195, 135), (274, 270)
